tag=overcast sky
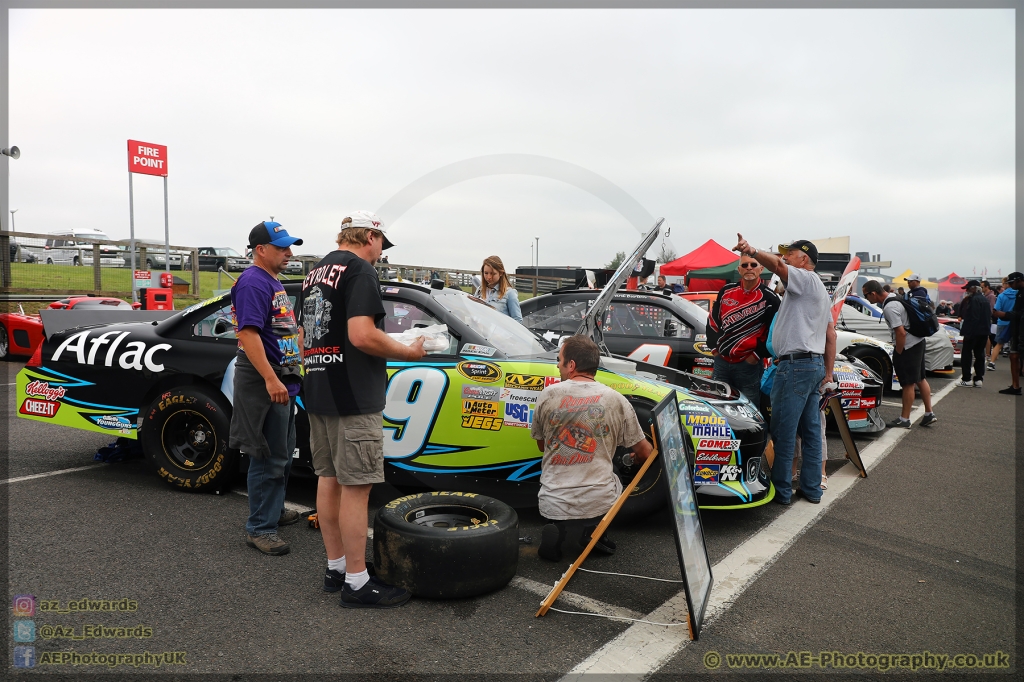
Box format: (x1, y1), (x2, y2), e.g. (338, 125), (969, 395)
(9, 8), (1015, 279)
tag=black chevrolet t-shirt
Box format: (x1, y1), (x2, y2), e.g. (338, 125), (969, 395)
(297, 250), (386, 415)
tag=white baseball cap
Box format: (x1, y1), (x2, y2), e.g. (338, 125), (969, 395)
(341, 210), (394, 250)
(908, 273), (922, 282)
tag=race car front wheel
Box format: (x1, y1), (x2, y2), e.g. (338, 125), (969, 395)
(374, 492), (519, 599)
(613, 400), (669, 523)
(141, 386), (236, 493)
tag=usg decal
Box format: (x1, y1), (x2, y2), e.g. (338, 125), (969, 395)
(51, 331), (172, 373)
(456, 361), (502, 383)
(503, 401), (534, 428)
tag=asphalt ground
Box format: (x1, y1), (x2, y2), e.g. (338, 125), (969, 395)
(3, 357), (1015, 679)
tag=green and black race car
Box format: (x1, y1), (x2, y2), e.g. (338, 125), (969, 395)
(16, 223), (773, 513)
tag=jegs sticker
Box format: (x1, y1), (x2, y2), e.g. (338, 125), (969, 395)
(461, 415), (503, 431)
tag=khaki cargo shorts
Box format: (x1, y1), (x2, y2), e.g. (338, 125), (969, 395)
(309, 412), (385, 485)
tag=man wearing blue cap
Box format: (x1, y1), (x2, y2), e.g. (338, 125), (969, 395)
(230, 221), (304, 555)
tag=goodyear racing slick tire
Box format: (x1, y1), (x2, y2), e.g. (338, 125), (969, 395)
(846, 347), (893, 392)
(141, 386), (236, 493)
(613, 401), (669, 523)
(373, 492), (519, 599)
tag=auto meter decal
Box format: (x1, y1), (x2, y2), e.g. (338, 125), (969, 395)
(456, 361), (502, 383)
(504, 373), (545, 391)
(462, 400), (500, 417)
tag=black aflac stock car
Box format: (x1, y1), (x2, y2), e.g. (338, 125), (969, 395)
(16, 226), (776, 512)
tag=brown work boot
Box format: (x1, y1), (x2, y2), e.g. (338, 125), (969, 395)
(246, 533), (290, 556)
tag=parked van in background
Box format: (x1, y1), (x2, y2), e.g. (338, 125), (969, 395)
(28, 229), (126, 267)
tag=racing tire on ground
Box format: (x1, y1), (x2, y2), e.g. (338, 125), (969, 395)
(373, 492), (519, 599)
(140, 386), (236, 493)
(613, 400), (669, 523)
(846, 348), (893, 392)
(0, 324), (8, 360)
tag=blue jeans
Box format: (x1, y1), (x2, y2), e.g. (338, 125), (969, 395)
(769, 356), (825, 502)
(246, 397), (296, 536)
(712, 355), (764, 404)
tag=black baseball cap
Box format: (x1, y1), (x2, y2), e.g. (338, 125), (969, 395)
(248, 221), (303, 249)
(1007, 271), (1024, 284)
(962, 279), (981, 289)
(778, 239), (818, 265)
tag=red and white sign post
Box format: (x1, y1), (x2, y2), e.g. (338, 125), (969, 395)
(127, 140), (170, 302)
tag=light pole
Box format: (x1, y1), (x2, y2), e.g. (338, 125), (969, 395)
(9, 209), (17, 232)
(530, 242), (534, 268)
(534, 236), (540, 268)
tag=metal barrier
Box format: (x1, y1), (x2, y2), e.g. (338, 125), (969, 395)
(373, 262), (574, 296)
(0, 229), (199, 298)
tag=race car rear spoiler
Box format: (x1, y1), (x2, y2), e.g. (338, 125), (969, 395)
(39, 309), (177, 339)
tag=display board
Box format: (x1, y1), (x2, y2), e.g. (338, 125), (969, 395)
(825, 395), (867, 478)
(653, 390), (714, 640)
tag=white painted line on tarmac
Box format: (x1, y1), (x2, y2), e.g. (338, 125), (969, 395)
(510, 576), (644, 621)
(230, 490), (372, 536)
(564, 379), (958, 679)
(881, 400), (904, 408)
(1, 464), (106, 485)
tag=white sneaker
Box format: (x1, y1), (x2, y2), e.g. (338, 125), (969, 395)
(974, 379), (984, 388)
(955, 379), (974, 387)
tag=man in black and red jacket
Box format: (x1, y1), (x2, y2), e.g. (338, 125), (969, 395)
(707, 254), (781, 403)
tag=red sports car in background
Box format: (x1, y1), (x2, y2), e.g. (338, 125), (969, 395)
(0, 297), (137, 359)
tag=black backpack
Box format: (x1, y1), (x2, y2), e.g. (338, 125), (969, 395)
(883, 297), (939, 338)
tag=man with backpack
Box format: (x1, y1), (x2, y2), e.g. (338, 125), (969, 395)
(862, 280), (937, 429)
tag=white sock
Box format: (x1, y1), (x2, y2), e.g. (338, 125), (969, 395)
(327, 557), (346, 573)
(925, 412), (934, 417)
(346, 569), (369, 591)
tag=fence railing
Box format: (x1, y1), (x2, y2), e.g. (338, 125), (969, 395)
(373, 262), (576, 296)
(0, 229), (200, 298)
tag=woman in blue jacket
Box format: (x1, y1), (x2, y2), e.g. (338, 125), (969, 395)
(479, 255), (523, 323)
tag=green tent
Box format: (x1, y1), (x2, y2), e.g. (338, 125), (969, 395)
(684, 260), (773, 287)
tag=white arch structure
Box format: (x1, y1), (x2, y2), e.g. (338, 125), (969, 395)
(375, 153), (666, 243)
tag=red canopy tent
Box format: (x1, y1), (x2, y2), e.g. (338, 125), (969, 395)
(936, 273), (968, 304)
(659, 239), (738, 291)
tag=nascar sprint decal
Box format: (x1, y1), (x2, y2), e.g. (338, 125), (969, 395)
(16, 367), (140, 437)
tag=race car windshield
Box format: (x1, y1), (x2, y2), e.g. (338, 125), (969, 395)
(431, 290), (553, 356)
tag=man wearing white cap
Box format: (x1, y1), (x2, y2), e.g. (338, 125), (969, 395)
(297, 210), (426, 608)
(905, 274), (929, 301)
